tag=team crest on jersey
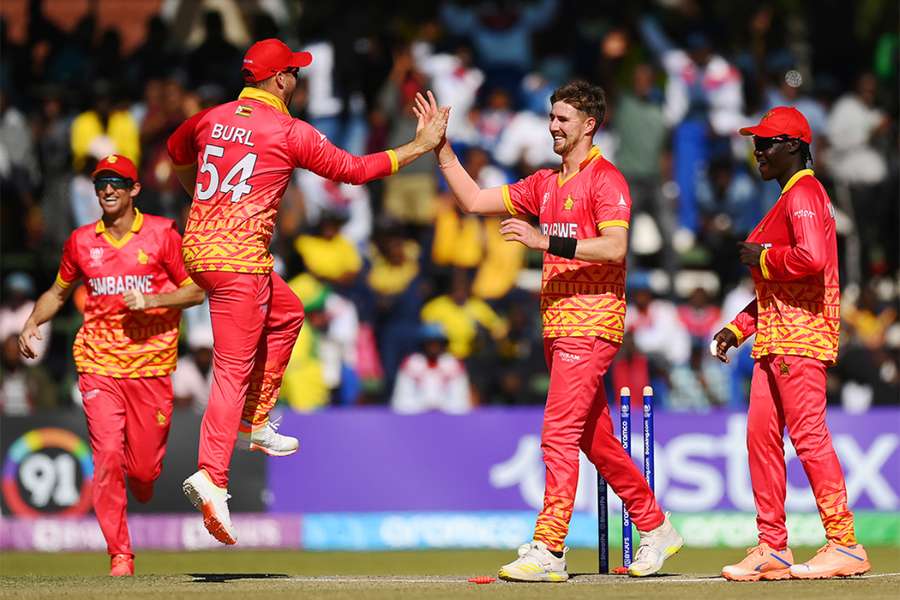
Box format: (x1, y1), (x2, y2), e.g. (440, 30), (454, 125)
(90, 247), (104, 266)
(137, 249), (149, 264)
(235, 105), (253, 117)
(563, 195), (575, 210)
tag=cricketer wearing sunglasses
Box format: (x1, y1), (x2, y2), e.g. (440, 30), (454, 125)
(18, 154), (205, 576)
(713, 107), (871, 581)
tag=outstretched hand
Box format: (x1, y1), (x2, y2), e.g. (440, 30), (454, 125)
(412, 91), (449, 153)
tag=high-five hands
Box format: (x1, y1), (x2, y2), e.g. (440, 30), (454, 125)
(412, 91), (449, 153)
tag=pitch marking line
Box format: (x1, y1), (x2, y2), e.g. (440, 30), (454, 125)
(285, 572), (900, 585)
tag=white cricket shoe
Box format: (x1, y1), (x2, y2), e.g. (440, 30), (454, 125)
(182, 469), (237, 545)
(628, 513), (683, 577)
(498, 540), (569, 582)
(236, 417), (299, 457)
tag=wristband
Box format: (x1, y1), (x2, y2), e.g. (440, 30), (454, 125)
(547, 236), (577, 259)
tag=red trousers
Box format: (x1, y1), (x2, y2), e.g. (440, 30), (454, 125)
(534, 336), (664, 551)
(79, 373), (173, 556)
(191, 271), (304, 488)
(748, 354), (856, 549)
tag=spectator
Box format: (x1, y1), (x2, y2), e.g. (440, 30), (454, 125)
(32, 86), (74, 247)
(377, 46), (436, 226)
(295, 170), (372, 251)
(391, 323), (472, 414)
(826, 72), (889, 186)
(611, 331), (651, 409)
(421, 269), (506, 360)
(677, 286), (722, 345)
(441, 0), (558, 91)
(294, 210), (363, 286)
(625, 274), (691, 371)
(640, 18), (744, 236)
(668, 344), (729, 411)
(414, 42), (484, 145)
(186, 11), (243, 94)
(70, 80), (140, 171)
(172, 325), (214, 412)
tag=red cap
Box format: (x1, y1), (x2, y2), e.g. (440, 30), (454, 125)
(242, 38), (313, 83)
(739, 106), (812, 144)
(92, 154), (138, 180)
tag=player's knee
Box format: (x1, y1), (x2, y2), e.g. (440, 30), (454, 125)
(92, 450), (124, 480)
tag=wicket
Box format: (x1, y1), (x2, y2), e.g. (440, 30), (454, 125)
(597, 385), (654, 574)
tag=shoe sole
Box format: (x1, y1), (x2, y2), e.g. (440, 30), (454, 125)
(790, 562), (871, 579)
(246, 442), (299, 457)
(628, 539), (684, 577)
(497, 568), (568, 583)
(722, 567), (792, 582)
(182, 479), (237, 545)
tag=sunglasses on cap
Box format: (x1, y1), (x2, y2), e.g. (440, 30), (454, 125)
(93, 176), (134, 191)
(753, 136), (794, 152)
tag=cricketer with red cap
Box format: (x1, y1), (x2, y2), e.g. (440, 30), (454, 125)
(167, 38), (449, 546)
(18, 154), (205, 576)
(712, 107), (871, 580)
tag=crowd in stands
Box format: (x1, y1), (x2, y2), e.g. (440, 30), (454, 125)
(1, 0), (898, 415)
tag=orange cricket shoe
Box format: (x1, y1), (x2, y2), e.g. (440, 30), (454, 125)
(790, 542), (871, 579)
(109, 554), (134, 577)
(721, 543), (793, 581)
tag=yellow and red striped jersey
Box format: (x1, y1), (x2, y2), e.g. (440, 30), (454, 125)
(56, 210), (192, 378)
(502, 147), (631, 342)
(167, 87), (397, 274)
(727, 169), (841, 363)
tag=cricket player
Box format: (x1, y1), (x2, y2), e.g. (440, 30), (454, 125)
(713, 107), (871, 580)
(18, 154), (205, 576)
(166, 38), (448, 545)
(418, 82), (682, 581)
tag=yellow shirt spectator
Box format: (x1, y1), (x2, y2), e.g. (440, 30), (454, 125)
(368, 239), (420, 296)
(472, 217), (525, 300)
(70, 110), (140, 171)
(421, 295), (507, 359)
(295, 234), (362, 283)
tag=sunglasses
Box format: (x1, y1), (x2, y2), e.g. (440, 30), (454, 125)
(93, 177), (133, 191)
(753, 136), (793, 152)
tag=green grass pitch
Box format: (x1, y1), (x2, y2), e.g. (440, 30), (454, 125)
(2, 547), (899, 599)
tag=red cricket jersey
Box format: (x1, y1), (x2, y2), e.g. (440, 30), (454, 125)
(726, 169), (841, 363)
(167, 87), (398, 274)
(56, 210), (193, 378)
(502, 146), (631, 341)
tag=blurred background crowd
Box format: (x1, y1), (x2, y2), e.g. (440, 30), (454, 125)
(0, 0), (897, 416)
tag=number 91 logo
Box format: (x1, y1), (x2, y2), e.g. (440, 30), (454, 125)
(2, 428), (93, 517)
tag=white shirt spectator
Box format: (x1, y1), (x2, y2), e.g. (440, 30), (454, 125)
(826, 93), (887, 184)
(494, 111), (558, 170)
(626, 298), (691, 367)
(414, 48), (484, 142)
(295, 170), (372, 249)
(301, 41), (343, 119)
(392, 353), (471, 414)
(660, 51), (745, 135)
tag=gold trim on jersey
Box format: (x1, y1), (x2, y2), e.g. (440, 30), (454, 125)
(781, 168), (815, 195)
(597, 220), (629, 231)
(501, 184), (516, 215)
(95, 209), (144, 249)
(759, 247), (772, 280)
(238, 87), (289, 115)
(386, 149), (399, 174)
(557, 145), (602, 187)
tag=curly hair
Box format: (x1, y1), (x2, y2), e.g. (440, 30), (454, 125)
(550, 80), (607, 133)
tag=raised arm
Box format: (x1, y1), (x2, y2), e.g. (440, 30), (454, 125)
(19, 282), (73, 359)
(414, 92), (508, 215)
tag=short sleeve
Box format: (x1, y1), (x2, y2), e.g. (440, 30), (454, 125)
(167, 108), (210, 167)
(593, 171), (632, 231)
(501, 171), (544, 217)
(56, 234), (82, 288)
(160, 223), (193, 287)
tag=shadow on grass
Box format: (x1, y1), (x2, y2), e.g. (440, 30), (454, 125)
(188, 573), (290, 583)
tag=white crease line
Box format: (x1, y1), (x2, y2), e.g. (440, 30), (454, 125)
(285, 572), (900, 585)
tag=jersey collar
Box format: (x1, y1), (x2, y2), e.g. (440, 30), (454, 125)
(781, 168), (815, 195)
(558, 145), (602, 186)
(238, 87), (289, 115)
(95, 208), (143, 249)
(95, 208), (143, 234)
